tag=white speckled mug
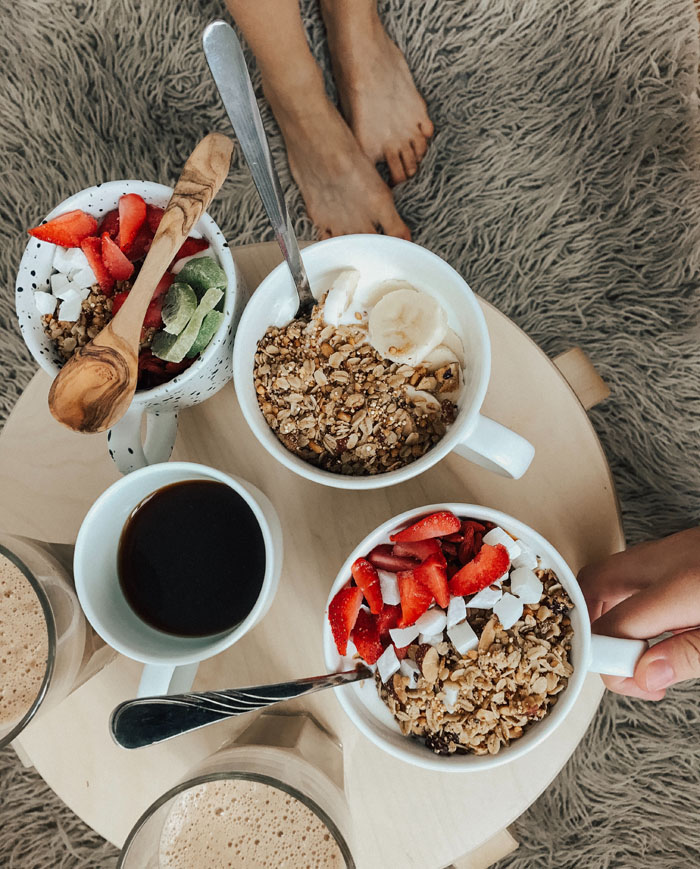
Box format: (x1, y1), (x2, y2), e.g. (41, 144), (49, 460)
(16, 180), (244, 475)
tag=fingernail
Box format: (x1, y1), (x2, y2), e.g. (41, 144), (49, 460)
(644, 659), (675, 691)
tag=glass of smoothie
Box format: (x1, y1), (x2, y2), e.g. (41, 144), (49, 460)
(118, 711), (355, 868)
(0, 533), (106, 748)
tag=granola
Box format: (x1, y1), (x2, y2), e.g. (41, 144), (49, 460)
(377, 569), (574, 756)
(253, 306), (459, 476)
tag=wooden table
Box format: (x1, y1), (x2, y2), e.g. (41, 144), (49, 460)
(0, 242), (621, 869)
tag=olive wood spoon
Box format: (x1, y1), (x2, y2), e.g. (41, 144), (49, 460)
(47, 132), (233, 433)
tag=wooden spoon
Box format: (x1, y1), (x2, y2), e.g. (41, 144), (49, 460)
(48, 132), (233, 433)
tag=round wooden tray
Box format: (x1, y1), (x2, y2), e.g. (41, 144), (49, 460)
(0, 242), (622, 869)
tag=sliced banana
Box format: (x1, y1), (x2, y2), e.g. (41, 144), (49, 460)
(368, 289), (447, 366)
(360, 278), (418, 310)
(322, 269), (360, 326)
(404, 385), (442, 411)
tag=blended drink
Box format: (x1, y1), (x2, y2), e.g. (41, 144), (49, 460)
(0, 552), (48, 729)
(159, 778), (345, 868)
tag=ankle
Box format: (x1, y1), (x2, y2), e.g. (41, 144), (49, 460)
(321, 0), (382, 43)
(262, 63), (328, 118)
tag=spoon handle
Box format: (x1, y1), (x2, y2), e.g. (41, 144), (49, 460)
(203, 20), (315, 317)
(110, 667), (372, 749)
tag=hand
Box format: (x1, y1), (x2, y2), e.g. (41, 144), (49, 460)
(578, 527), (700, 700)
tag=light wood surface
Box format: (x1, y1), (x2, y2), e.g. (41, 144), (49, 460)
(553, 347), (611, 411)
(48, 133), (233, 434)
(0, 242), (622, 869)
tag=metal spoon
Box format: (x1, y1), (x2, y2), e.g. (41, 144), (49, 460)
(203, 20), (316, 320)
(110, 666), (372, 749)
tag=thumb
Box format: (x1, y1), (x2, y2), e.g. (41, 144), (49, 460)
(635, 629), (700, 692)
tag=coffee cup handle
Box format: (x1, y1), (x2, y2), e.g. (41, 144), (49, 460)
(137, 662), (199, 698)
(451, 413), (535, 480)
(589, 635), (649, 678)
(108, 405), (178, 475)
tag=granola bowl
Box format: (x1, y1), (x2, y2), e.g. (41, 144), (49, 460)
(322, 503), (645, 772)
(233, 235), (534, 489)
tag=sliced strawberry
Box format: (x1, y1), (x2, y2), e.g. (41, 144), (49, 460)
(126, 222), (153, 262)
(98, 209), (120, 239)
(394, 644), (409, 660)
(367, 544), (419, 573)
(376, 603), (402, 639)
(102, 233), (134, 280)
(350, 558), (383, 615)
(328, 586), (364, 656)
(118, 193), (147, 252)
(351, 609), (384, 665)
(392, 539), (442, 562)
(390, 511), (461, 543)
(28, 209), (98, 247)
(449, 543), (510, 597)
(397, 570), (433, 627)
(171, 236), (209, 268)
(146, 204), (165, 234)
(143, 295), (164, 330)
(111, 290), (129, 316)
(413, 552), (450, 608)
(153, 271), (174, 299)
(80, 236), (115, 295)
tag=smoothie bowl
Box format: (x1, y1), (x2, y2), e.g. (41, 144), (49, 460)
(233, 235), (535, 490)
(322, 504), (647, 772)
(16, 180), (243, 473)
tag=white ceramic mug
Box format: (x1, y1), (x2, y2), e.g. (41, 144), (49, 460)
(322, 503), (647, 772)
(16, 180), (244, 475)
(232, 235), (535, 490)
(73, 462), (283, 697)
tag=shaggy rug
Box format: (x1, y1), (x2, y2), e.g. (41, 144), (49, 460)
(1, 0), (700, 866)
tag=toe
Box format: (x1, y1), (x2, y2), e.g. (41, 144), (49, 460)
(400, 146), (418, 179)
(318, 228), (333, 240)
(419, 117), (435, 139)
(411, 135), (428, 162)
(386, 150), (407, 186)
(376, 194), (411, 241)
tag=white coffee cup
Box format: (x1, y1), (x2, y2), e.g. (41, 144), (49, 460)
(73, 462), (283, 697)
(322, 503), (647, 772)
(232, 234), (535, 490)
(16, 180), (244, 475)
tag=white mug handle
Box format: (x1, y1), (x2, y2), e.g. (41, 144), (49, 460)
(108, 405), (178, 475)
(452, 413), (535, 480)
(137, 662), (200, 697)
(589, 635), (649, 678)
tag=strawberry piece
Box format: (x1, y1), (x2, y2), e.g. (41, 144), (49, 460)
(171, 236), (209, 268)
(126, 222), (153, 262)
(376, 603), (402, 639)
(392, 539), (442, 562)
(413, 552), (450, 608)
(111, 290), (129, 316)
(350, 609), (384, 665)
(118, 193), (147, 252)
(146, 204), (165, 235)
(449, 544), (510, 597)
(328, 586), (364, 656)
(394, 644), (409, 659)
(441, 541), (458, 558)
(397, 570), (433, 627)
(390, 511), (461, 543)
(98, 209), (120, 239)
(153, 271), (174, 299)
(367, 544), (418, 573)
(350, 557), (383, 615)
(143, 295), (164, 330)
(80, 237), (115, 295)
(28, 209), (98, 247)
(102, 233), (134, 280)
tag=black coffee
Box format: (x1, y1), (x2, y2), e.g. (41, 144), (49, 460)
(118, 480), (266, 637)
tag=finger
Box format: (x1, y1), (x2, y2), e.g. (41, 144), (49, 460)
(385, 150), (406, 186)
(400, 146), (418, 179)
(411, 135), (427, 162)
(601, 673), (666, 701)
(593, 570), (700, 639)
(634, 629), (700, 692)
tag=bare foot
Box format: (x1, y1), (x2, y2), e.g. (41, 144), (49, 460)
(264, 74), (411, 240)
(322, 4), (434, 185)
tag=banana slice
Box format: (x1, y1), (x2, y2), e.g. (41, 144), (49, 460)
(368, 289), (447, 366)
(360, 278), (418, 310)
(322, 269), (360, 326)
